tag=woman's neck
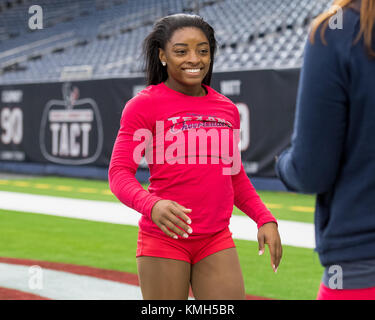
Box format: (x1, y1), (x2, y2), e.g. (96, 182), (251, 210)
(164, 79), (206, 97)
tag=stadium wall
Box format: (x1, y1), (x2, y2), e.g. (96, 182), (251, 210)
(0, 68), (299, 189)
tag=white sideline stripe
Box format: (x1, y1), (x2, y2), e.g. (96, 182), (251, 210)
(0, 262), (143, 300)
(0, 191), (315, 249)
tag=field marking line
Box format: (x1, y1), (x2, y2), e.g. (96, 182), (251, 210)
(34, 184), (50, 189)
(0, 262), (143, 300)
(0, 257), (269, 300)
(77, 187), (98, 193)
(55, 185), (74, 191)
(0, 180), (316, 213)
(12, 181), (30, 187)
(289, 206), (315, 213)
(264, 203), (283, 209)
(0, 191), (316, 249)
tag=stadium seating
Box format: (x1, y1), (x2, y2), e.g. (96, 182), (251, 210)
(0, 0), (331, 84)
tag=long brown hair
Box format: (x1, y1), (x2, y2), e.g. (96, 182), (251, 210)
(310, 0), (375, 57)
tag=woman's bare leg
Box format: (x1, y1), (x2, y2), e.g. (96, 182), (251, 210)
(137, 256), (191, 300)
(190, 248), (246, 300)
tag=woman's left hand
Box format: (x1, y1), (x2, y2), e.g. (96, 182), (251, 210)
(257, 222), (282, 273)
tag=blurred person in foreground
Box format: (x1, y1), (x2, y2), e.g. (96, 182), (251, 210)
(276, 0), (375, 300)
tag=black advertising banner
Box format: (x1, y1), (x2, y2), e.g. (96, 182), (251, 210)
(210, 69), (300, 177)
(0, 78), (134, 167)
(0, 68), (299, 177)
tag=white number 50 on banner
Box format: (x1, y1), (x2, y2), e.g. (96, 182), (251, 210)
(1, 107), (23, 145)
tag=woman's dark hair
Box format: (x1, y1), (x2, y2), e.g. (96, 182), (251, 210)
(142, 13), (217, 86)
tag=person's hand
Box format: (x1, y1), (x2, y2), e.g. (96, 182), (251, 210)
(257, 222), (282, 273)
(151, 200), (193, 239)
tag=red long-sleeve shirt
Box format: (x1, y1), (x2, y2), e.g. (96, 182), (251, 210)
(109, 82), (277, 236)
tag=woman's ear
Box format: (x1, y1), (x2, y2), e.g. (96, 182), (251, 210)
(159, 48), (166, 65)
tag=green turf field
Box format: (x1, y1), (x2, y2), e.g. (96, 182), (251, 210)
(0, 175), (322, 300)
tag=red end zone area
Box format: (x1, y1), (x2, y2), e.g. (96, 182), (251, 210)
(0, 287), (50, 300)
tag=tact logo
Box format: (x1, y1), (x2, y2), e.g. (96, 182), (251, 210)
(40, 83), (103, 165)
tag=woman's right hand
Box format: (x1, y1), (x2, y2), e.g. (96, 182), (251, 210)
(151, 200), (193, 239)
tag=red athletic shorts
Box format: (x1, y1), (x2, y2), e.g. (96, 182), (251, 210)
(136, 227), (236, 264)
(317, 282), (375, 300)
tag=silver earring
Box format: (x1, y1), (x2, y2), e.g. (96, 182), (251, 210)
(161, 61), (166, 66)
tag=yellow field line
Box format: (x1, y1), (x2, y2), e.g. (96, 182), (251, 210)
(12, 181), (30, 187)
(265, 203), (315, 213)
(0, 179), (316, 212)
(101, 190), (113, 195)
(264, 203), (283, 209)
(77, 187), (98, 194)
(55, 185), (73, 191)
(34, 183), (50, 189)
(289, 206), (315, 213)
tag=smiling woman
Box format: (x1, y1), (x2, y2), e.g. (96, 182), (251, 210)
(108, 13), (282, 301)
(158, 27), (211, 96)
(142, 14), (216, 95)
